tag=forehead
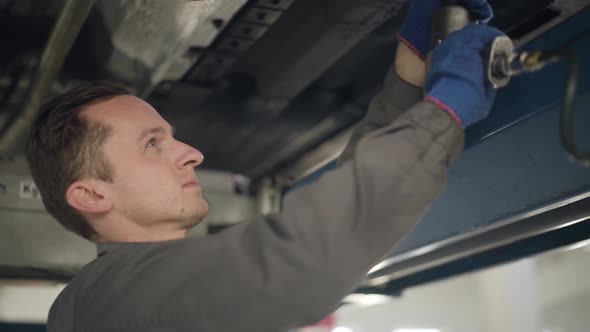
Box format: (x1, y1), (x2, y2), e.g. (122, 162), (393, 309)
(82, 95), (169, 133)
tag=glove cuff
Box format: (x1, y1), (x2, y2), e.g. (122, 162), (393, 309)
(425, 95), (463, 127)
(397, 34), (426, 60)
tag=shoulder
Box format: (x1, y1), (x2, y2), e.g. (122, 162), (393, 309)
(47, 258), (103, 331)
(49, 239), (216, 331)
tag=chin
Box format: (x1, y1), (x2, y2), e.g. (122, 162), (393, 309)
(184, 199), (209, 228)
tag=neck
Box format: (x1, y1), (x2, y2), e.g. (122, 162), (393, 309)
(91, 215), (190, 243)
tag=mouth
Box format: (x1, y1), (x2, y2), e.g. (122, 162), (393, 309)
(182, 179), (200, 188)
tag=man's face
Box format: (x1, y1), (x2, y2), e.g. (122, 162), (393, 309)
(84, 95), (208, 232)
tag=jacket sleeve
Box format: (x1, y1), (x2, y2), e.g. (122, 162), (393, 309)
(337, 64), (425, 164)
(180, 64), (464, 330)
(90, 64), (465, 332)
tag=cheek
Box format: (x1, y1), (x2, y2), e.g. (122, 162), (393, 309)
(113, 164), (181, 205)
(138, 171), (179, 200)
(115, 175), (184, 221)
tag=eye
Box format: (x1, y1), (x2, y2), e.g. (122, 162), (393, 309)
(146, 137), (158, 149)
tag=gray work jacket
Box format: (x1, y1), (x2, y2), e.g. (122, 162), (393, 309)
(47, 68), (464, 331)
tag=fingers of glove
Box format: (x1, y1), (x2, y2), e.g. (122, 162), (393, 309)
(469, 4), (494, 24)
(399, 0), (443, 57)
(428, 24), (504, 90)
(485, 82), (497, 103)
(403, 0), (443, 28)
(425, 25), (505, 127)
(436, 24), (504, 53)
(458, 0), (493, 23)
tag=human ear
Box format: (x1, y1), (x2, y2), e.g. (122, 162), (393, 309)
(66, 179), (113, 214)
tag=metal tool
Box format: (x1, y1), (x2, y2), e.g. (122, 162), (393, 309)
(430, 1), (588, 166)
(429, 2), (572, 89)
(484, 36), (569, 89)
(482, 30), (587, 167)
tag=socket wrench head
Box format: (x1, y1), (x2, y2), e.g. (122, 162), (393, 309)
(486, 36), (515, 89)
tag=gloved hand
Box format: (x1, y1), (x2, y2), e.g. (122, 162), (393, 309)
(398, 0), (494, 59)
(425, 24), (504, 128)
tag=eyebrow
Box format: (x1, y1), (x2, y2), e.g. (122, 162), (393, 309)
(137, 126), (175, 143)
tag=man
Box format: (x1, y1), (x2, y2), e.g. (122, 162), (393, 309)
(26, 0), (502, 331)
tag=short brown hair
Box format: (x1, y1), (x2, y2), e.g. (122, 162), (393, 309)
(26, 81), (130, 240)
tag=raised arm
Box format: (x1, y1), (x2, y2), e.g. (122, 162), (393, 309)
(172, 25), (503, 331)
(339, 0), (494, 163)
(72, 9), (505, 332)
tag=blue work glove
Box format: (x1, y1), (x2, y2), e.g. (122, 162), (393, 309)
(425, 24), (504, 128)
(398, 0), (494, 59)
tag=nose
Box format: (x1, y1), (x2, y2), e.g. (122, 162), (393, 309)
(174, 140), (204, 170)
